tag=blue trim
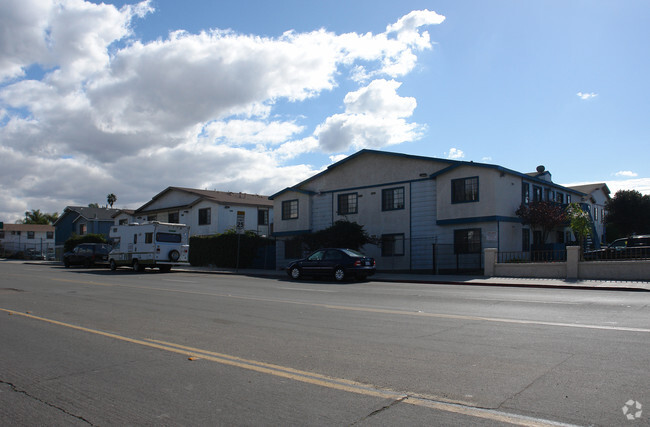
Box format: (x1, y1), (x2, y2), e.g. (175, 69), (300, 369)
(437, 216), (521, 225)
(269, 187), (316, 200)
(272, 229), (312, 237)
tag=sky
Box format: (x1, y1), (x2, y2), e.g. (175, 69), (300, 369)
(1, 0), (649, 223)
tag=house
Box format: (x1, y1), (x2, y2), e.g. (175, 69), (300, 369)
(566, 183), (611, 246)
(0, 223), (55, 258)
(112, 209), (136, 225)
(54, 206), (120, 247)
(132, 187), (273, 237)
(270, 149), (590, 273)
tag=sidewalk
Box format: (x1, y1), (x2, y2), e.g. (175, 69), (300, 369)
(7, 259), (649, 291)
(178, 265), (650, 292)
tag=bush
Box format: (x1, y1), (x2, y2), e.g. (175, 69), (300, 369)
(64, 233), (107, 252)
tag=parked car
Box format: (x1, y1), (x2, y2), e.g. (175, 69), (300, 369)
(63, 243), (112, 267)
(584, 235), (650, 260)
(25, 248), (46, 260)
(287, 248), (376, 282)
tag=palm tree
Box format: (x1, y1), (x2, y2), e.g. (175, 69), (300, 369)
(107, 193), (117, 208)
(22, 209), (53, 224)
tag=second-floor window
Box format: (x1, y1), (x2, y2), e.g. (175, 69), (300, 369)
(282, 200), (299, 220)
(168, 211), (179, 223)
(452, 177), (479, 203)
(382, 187), (404, 211)
(198, 208), (211, 225)
(338, 193), (358, 215)
(522, 183), (530, 204)
(533, 186), (542, 202)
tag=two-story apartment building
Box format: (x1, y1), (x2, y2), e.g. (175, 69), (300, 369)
(270, 149), (589, 272)
(54, 206), (120, 247)
(133, 187), (273, 237)
(0, 224), (55, 258)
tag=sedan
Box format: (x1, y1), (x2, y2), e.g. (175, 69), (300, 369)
(287, 248), (376, 282)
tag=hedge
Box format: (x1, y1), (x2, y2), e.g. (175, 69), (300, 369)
(190, 232), (275, 268)
(64, 233), (107, 252)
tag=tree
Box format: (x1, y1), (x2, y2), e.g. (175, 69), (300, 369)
(515, 202), (567, 245)
(566, 203), (592, 252)
(20, 209), (59, 225)
(88, 203), (99, 208)
(605, 190), (650, 240)
(302, 220), (373, 252)
(107, 193), (117, 208)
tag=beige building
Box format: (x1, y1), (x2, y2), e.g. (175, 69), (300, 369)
(271, 149), (592, 273)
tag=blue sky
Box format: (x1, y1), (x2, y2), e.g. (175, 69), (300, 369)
(1, 0), (649, 222)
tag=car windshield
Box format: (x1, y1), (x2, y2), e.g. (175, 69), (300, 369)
(341, 249), (365, 257)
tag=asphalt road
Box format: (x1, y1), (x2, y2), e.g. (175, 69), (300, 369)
(1, 261), (648, 426)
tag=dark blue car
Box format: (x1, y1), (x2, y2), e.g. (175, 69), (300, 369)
(287, 248), (376, 282)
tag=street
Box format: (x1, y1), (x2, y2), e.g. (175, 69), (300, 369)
(1, 261), (648, 426)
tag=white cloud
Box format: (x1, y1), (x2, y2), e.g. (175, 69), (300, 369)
(0, 1), (444, 222)
(329, 154), (348, 163)
(614, 170), (638, 177)
(446, 148), (465, 159)
(577, 92), (598, 100)
(315, 79), (423, 152)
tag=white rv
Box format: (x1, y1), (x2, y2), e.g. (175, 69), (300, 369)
(108, 222), (190, 272)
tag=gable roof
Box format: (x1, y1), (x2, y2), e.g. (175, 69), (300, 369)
(135, 187), (273, 213)
(567, 183), (611, 198)
(54, 206), (120, 225)
(270, 149), (587, 199)
(2, 224), (54, 232)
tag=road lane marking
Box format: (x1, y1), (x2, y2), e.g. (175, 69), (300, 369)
(15, 276), (650, 333)
(1, 308), (580, 427)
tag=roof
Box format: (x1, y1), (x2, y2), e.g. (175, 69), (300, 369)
(54, 206), (121, 225)
(136, 187), (273, 213)
(270, 149), (587, 199)
(111, 209), (135, 218)
(567, 183), (611, 197)
(2, 224), (54, 232)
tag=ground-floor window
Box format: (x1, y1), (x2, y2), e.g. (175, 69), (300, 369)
(522, 228), (530, 252)
(381, 233), (405, 256)
(454, 228), (481, 254)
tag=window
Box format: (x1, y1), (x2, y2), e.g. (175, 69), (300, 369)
(338, 193), (358, 215)
(79, 224), (87, 235)
(522, 183), (530, 204)
(156, 232), (181, 243)
(147, 215), (157, 221)
(168, 211), (179, 223)
(381, 234), (405, 256)
(282, 200), (299, 220)
(452, 177), (479, 203)
(258, 209), (269, 226)
(556, 192), (564, 204)
(522, 229), (530, 252)
(198, 208), (211, 225)
(533, 186), (542, 202)
(145, 232), (153, 244)
(544, 188), (553, 202)
(454, 228), (481, 254)
(133, 233), (138, 244)
(593, 207), (598, 222)
(119, 219), (128, 225)
(27, 231), (35, 239)
(382, 187), (405, 211)
(567, 195), (571, 204)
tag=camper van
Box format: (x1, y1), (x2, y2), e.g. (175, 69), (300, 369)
(108, 222), (190, 272)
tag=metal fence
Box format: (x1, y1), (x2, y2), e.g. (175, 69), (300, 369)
(497, 249), (567, 264)
(0, 242), (57, 260)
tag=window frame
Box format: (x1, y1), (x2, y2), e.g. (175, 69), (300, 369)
(522, 183), (530, 204)
(282, 199), (299, 220)
(381, 187), (405, 211)
(451, 176), (479, 204)
(167, 211), (179, 224)
(337, 192), (358, 215)
(258, 209), (269, 226)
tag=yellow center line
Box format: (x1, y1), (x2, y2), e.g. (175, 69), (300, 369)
(2, 308), (581, 427)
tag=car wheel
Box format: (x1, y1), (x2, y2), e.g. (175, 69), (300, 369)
(334, 267), (345, 282)
(109, 259), (117, 271)
(290, 267), (301, 280)
(168, 250), (180, 262)
(133, 259), (142, 272)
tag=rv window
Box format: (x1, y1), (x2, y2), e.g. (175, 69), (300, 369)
(156, 232), (182, 243)
(133, 234), (137, 244)
(145, 233), (153, 244)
